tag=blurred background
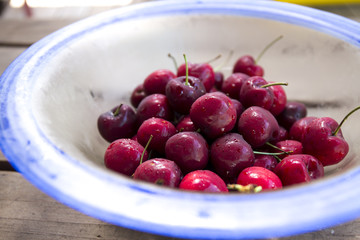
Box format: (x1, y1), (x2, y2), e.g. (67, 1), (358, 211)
(0, 0), (360, 20)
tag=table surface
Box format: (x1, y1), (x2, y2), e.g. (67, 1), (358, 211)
(1, 3), (360, 240)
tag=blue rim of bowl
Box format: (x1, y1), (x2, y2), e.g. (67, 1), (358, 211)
(1, 0), (360, 239)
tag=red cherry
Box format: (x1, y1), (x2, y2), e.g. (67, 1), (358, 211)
(237, 166), (282, 191)
(179, 170), (228, 193)
(288, 116), (317, 142)
(233, 55), (264, 77)
(221, 72), (249, 99)
(130, 84), (147, 108)
(143, 69), (176, 95)
(239, 76), (274, 110)
(136, 94), (174, 124)
(177, 62), (215, 92)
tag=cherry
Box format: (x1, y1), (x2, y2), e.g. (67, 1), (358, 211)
(130, 84), (147, 108)
(210, 133), (254, 184)
(277, 101), (307, 130)
(221, 72), (249, 99)
(165, 55), (206, 114)
(214, 71), (224, 90)
(177, 61), (215, 92)
(274, 154), (324, 187)
(238, 106), (280, 148)
(239, 76), (274, 110)
(233, 55), (264, 77)
(190, 92), (237, 140)
(143, 69), (176, 95)
(236, 166), (282, 191)
(97, 104), (137, 143)
(165, 132), (209, 174)
(136, 93), (174, 124)
(175, 115), (197, 132)
(231, 98), (244, 123)
(268, 82), (287, 116)
(104, 138), (148, 176)
(272, 126), (288, 143)
(133, 158), (182, 188)
(253, 154), (278, 172)
(302, 117), (349, 166)
(273, 140), (303, 159)
(288, 116), (317, 142)
(179, 170), (228, 193)
(137, 117), (176, 155)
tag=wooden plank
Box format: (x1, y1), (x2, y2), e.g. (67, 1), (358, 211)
(0, 171), (360, 240)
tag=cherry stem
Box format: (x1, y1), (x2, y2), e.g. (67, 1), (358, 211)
(253, 151), (287, 156)
(260, 82), (288, 88)
(333, 106), (360, 136)
(140, 135), (153, 165)
(168, 53), (178, 71)
(265, 142), (291, 154)
(113, 103), (123, 116)
(183, 53), (189, 86)
(227, 184), (262, 193)
(214, 50), (234, 72)
(255, 35), (283, 64)
(206, 54), (222, 64)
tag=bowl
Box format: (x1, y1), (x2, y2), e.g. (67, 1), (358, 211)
(1, 0), (360, 239)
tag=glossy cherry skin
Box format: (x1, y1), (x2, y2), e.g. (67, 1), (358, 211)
(288, 116), (317, 142)
(137, 117), (176, 155)
(302, 117), (349, 166)
(214, 71), (224, 90)
(104, 139), (148, 176)
(177, 62), (215, 92)
(210, 133), (254, 184)
(274, 154), (324, 187)
(179, 170), (228, 193)
(233, 55), (264, 77)
(221, 73), (249, 99)
(143, 69), (176, 95)
(273, 140), (303, 159)
(253, 155), (278, 172)
(133, 158), (182, 188)
(190, 92), (237, 140)
(277, 101), (307, 130)
(175, 115), (197, 132)
(165, 76), (206, 114)
(237, 166), (282, 190)
(97, 104), (137, 143)
(268, 83), (287, 116)
(130, 84), (147, 108)
(238, 106), (280, 148)
(136, 94), (174, 125)
(239, 76), (274, 110)
(165, 132), (209, 174)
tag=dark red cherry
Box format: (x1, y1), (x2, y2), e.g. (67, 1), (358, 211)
(268, 82), (287, 116)
(238, 106), (280, 148)
(214, 71), (224, 90)
(104, 138), (148, 176)
(190, 92), (237, 140)
(231, 98), (244, 123)
(277, 101), (307, 130)
(274, 154), (324, 187)
(177, 62), (215, 92)
(133, 158), (182, 188)
(175, 115), (197, 132)
(179, 170), (228, 193)
(253, 155), (278, 172)
(136, 94), (174, 124)
(273, 140), (303, 159)
(302, 117), (349, 166)
(221, 72), (249, 99)
(137, 117), (176, 155)
(130, 84), (147, 108)
(210, 133), (254, 184)
(233, 55), (264, 77)
(143, 69), (176, 95)
(239, 76), (274, 110)
(165, 75), (206, 114)
(165, 132), (209, 174)
(288, 116), (317, 142)
(237, 166), (282, 191)
(97, 104), (137, 143)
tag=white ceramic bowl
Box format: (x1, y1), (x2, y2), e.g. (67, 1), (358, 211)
(1, 0), (360, 239)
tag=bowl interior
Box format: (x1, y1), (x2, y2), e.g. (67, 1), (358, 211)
(32, 13), (360, 175)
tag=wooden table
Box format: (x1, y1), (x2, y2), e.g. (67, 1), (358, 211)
(1, 4), (360, 240)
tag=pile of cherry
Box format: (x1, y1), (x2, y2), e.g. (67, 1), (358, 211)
(98, 52), (357, 193)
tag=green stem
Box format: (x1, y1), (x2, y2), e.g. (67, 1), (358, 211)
(183, 54), (189, 86)
(140, 135), (153, 164)
(206, 54), (222, 64)
(255, 35), (283, 64)
(253, 151), (286, 156)
(214, 50), (234, 72)
(113, 104), (123, 116)
(260, 82), (288, 88)
(333, 106), (360, 136)
(168, 53), (178, 71)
